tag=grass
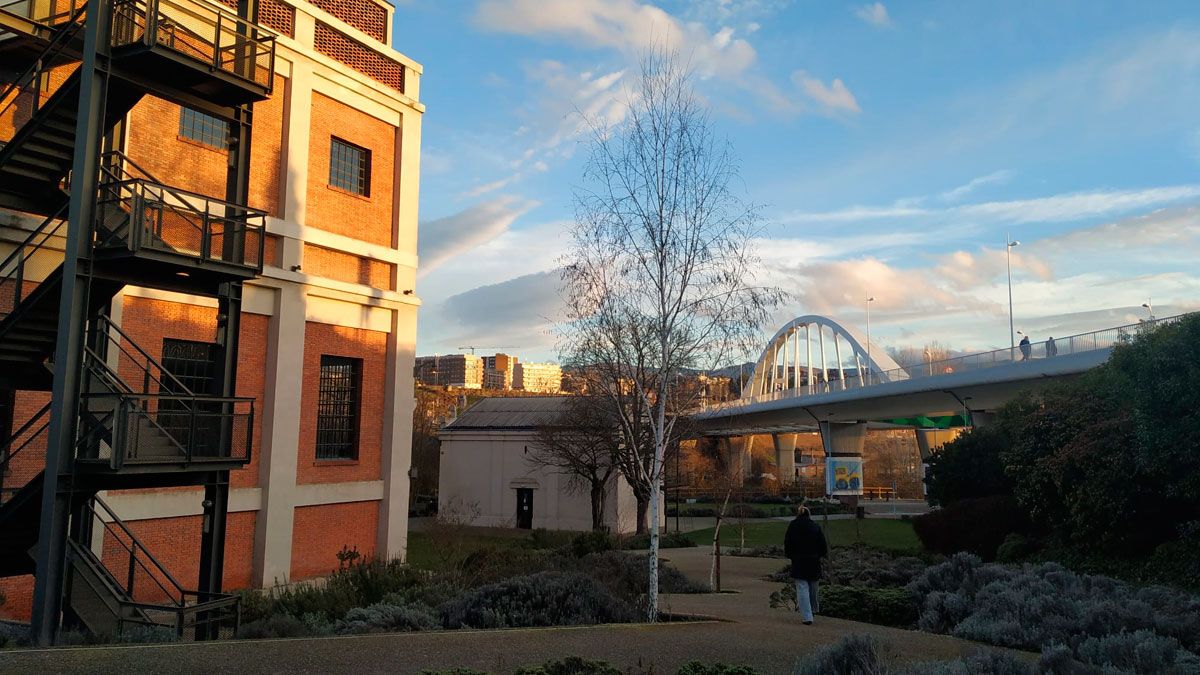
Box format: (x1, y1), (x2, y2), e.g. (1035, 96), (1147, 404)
(684, 519), (920, 553)
(405, 528), (578, 570)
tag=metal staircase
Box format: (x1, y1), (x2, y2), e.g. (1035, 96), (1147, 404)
(0, 0), (273, 643)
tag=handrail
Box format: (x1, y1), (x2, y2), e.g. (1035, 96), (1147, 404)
(0, 2), (87, 133)
(91, 314), (195, 397)
(86, 495), (189, 606)
(707, 313), (1192, 412)
(0, 402), (50, 503)
(0, 203), (69, 321)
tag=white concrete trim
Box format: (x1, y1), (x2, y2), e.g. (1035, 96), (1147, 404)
(266, 216), (417, 268)
(304, 294), (393, 332)
(96, 488), (263, 521)
(293, 480), (385, 507)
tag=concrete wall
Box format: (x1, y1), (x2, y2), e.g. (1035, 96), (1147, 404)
(439, 430), (652, 534)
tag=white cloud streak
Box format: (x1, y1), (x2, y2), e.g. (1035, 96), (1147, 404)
(854, 2), (891, 28)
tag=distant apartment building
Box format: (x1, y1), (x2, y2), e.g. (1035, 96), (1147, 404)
(482, 353), (518, 390)
(514, 362), (563, 393)
(414, 354), (483, 388)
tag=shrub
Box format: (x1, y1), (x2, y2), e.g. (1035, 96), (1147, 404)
(823, 544), (929, 588)
(820, 584), (919, 628)
(236, 613), (316, 639)
(440, 571), (637, 629)
(675, 662), (759, 675)
(907, 553), (1200, 657)
(793, 634), (888, 675)
(912, 496), (1030, 561)
(112, 625), (180, 644)
(899, 650), (1034, 675)
(244, 557), (428, 624)
(619, 531), (697, 550)
(923, 423), (1015, 507)
(514, 656), (622, 675)
(333, 601), (440, 634)
(995, 533), (1034, 563)
(1071, 630), (1200, 674)
(571, 530), (616, 557)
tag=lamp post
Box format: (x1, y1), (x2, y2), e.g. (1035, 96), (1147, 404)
(1006, 235), (1020, 355)
(1141, 299), (1154, 322)
(865, 296), (874, 385)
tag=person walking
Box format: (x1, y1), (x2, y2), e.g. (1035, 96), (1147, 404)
(1019, 335), (1032, 361)
(1046, 336), (1058, 357)
(783, 504), (827, 625)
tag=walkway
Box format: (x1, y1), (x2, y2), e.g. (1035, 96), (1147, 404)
(0, 549), (992, 675)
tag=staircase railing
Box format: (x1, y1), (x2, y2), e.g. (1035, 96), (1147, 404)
(0, 400), (49, 506)
(0, 1), (87, 146)
(0, 202), (68, 321)
(76, 316), (254, 469)
(110, 0), (275, 91)
(74, 495), (241, 638)
(98, 153), (266, 271)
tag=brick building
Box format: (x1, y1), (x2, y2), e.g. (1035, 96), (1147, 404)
(0, 0), (423, 632)
(482, 353), (517, 390)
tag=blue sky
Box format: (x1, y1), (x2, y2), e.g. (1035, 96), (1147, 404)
(403, 0), (1200, 363)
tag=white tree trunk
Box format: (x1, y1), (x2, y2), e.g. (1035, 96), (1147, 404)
(647, 439), (663, 621)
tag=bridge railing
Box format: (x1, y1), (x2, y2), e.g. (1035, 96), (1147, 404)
(705, 314), (1186, 412)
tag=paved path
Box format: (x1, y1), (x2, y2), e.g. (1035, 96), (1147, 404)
(0, 548), (989, 675)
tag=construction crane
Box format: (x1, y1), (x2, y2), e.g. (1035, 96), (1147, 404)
(457, 346), (510, 355)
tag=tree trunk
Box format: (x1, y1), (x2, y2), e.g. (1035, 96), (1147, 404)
(590, 483), (608, 531)
(635, 494), (650, 535)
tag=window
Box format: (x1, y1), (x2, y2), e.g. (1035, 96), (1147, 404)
(329, 137), (370, 196)
(179, 107), (229, 149)
(159, 339), (220, 457)
(316, 355), (361, 460)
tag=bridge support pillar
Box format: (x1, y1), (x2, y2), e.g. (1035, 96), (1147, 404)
(969, 410), (996, 428)
(818, 421), (867, 507)
(914, 428), (961, 497)
(718, 436), (754, 485)
(771, 433), (798, 485)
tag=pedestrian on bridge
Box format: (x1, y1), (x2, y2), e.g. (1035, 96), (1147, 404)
(783, 504), (828, 625)
(1046, 336), (1058, 357)
(1019, 335), (1032, 361)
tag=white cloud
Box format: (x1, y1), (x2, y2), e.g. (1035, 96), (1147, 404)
(474, 0), (758, 80)
(854, 2), (891, 28)
(417, 197), (540, 276)
(782, 184), (1200, 226)
(791, 71), (860, 114)
(938, 169), (1013, 203)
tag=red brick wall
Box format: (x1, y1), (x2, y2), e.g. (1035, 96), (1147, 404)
(0, 576), (33, 621)
(303, 243), (393, 290)
(297, 322), (386, 485)
(125, 74), (286, 216)
(306, 93), (396, 246)
(290, 501), (378, 580)
(99, 511), (257, 600)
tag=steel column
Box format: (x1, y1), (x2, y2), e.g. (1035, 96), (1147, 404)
(30, 0), (112, 646)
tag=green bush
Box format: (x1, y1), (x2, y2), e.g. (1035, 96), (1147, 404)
(820, 584), (918, 628)
(333, 601), (440, 634)
(440, 571), (637, 629)
(236, 614), (315, 639)
(923, 424), (1015, 508)
(912, 495), (1030, 561)
(619, 530), (698, 550)
(571, 529), (616, 557)
(514, 656), (622, 675)
(675, 662), (759, 675)
(793, 634), (888, 675)
(995, 533), (1035, 563)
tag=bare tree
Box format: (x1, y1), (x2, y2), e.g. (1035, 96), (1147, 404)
(560, 48), (784, 621)
(527, 397), (620, 530)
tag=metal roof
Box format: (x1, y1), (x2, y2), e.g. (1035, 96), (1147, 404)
(442, 396), (572, 431)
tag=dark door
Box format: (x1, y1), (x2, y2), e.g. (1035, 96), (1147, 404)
(159, 339), (220, 456)
(516, 488), (533, 529)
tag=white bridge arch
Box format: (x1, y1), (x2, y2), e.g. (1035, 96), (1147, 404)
(744, 315), (905, 400)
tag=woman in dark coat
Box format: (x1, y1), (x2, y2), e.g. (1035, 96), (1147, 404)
(783, 505), (828, 624)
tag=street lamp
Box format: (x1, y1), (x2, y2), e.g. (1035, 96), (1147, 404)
(1141, 299), (1154, 322)
(1006, 235), (1020, 354)
(864, 296), (874, 385)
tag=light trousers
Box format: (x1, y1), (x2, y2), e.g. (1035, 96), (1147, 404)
(795, 579), (820, 622)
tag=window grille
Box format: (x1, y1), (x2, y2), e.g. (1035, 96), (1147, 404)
(329, 137), (370, 196)
(179, 107), (228, 149)
(316, 355), (361, 460)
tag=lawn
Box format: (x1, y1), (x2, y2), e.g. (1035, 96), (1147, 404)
(405, 527), (577, 569)
(683, 518), (920, 553)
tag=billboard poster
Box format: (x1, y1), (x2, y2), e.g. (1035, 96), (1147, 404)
(826, 457), (864, 496)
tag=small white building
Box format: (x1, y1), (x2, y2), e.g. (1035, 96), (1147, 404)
(438, 397), (657, 534)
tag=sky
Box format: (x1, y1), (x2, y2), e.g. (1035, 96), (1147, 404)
(401, 0), (1200, 365)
